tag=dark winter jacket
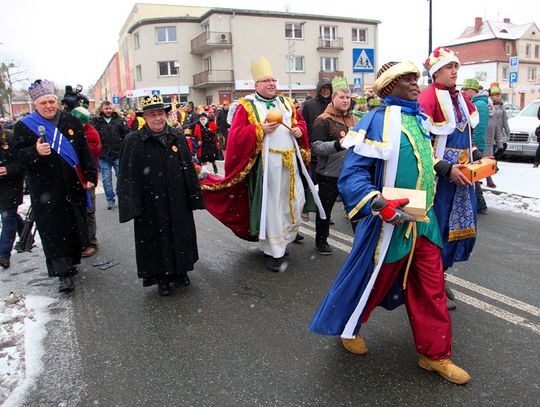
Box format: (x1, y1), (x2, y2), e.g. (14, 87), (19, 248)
(0, 128), (24, 209)
(91, 112), (128, 160)
(12, 111), (97, 265)
(311, 104), (357, 178)
(301, 78), (333, 143)
(471, 92), (489, 151)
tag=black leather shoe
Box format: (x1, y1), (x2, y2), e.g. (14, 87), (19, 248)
(174, 274), (190, 287)
(265, 256), (286, 272)
(293, 233), (304, 243)
(158, 282), (172, 296)
(316, 242), (333, 255)
(58, 276), (74, 293)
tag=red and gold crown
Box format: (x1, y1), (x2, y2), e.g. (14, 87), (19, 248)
(28, 79), (56, 102)
(424, 47), (460, 77)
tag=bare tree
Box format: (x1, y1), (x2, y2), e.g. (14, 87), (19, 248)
(0, 62), (28, 118)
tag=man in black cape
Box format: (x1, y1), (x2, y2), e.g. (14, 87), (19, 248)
(12, 79), (97, 292)
(118, 94), (205, 296)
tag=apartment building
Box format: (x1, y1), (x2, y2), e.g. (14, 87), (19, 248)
(446, 17), (540, 107)
(94, 3), (380, 107)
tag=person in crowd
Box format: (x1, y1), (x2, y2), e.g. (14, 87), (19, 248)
(117, 94), (204, 296)
(311, 61), (471, 385)
(311, 76), (357, 255)
(91, 101), (128, 209)
(301, 78), (333, 183)
(200, 57), (323, 272)
(182, 102), (200, 130)
(462, 78), (489, 213)
(193, 112), (219, 174)
(418, 47), (480, 311)
(12, 79), (97, 292)
(0, 123), (25, 269)
(486, 83), (510, 187)
(534, 105), (540, 168)
(216, 102), (231, 153)
(71, 106), (102, 258)
(352, 96), (368, 120)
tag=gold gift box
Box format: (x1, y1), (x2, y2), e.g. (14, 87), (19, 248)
(382, 186), (429, 223)
(460, 158), (497, 183)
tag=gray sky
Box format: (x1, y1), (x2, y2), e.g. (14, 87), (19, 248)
(0, 0), (537, 91)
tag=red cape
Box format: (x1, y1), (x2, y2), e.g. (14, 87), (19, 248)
(200, 97), (309, 241)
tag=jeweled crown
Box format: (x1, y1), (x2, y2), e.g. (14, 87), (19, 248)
(140, 94), (165, 109)
(28, 80), (56, 101)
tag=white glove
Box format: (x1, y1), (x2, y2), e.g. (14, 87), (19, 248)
(198, 167), (210, 179)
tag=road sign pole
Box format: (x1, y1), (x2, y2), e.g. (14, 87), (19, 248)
(361, 73), (365, 97)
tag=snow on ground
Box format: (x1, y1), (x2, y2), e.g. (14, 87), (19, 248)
(0, 161), (537, 404)
(482, 161), (540, 218)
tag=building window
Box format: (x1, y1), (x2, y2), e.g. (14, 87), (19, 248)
(528, 67), (536, 81)
(155, 26), (177, 43)
(502, 66), (508, 81)
(320, 25), (337, 40)
(134, 32), (140, 49)
(506, 42), (512, 55)
(158, 61), (179, 76)
(320, 57), (338, 72)
(525, 44), (531, 57)
(204, 57), (212, 72)
(136, 65), (142, 81)
(285, 23), (304, 39)
(286, 56), (305, 72)
(535, 45), (540, 59)
(352, 28), (367, 43)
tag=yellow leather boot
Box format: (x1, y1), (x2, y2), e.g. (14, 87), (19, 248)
(340, 335), (368, 355)
(418, 356), (471, 384)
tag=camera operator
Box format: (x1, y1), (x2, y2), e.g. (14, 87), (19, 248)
(0, 122), (25, 268)
(61, 84), (90, 112)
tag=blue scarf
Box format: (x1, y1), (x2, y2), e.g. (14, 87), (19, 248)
(20, 112), (92, 207)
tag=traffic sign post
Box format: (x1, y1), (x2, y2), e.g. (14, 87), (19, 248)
(509, 57), (519, 106)
(353, 48), (375, 73)
(151, 90), (161, 95)
(112, 96), (120, 104)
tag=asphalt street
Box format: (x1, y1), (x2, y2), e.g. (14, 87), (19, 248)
(24, 192), (540, 407)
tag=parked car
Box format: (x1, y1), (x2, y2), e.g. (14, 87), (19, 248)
(505, 98), (540, 158)
(503, 102), (521, 118)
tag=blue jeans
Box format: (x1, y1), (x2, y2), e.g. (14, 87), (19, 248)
(99, 158), (119, 204)
(0, 207), (24, 259)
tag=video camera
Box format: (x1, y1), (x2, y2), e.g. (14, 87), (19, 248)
(61, 84), (90, 112)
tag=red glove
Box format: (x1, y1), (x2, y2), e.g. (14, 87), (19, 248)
(370, 194), (415, 225)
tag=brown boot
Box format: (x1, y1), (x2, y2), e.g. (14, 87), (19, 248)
(341, 335), (368, 355)
(418, 356), (471, 385)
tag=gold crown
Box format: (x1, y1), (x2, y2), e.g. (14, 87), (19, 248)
(140, 94), (165, 109)
(251, 57), (273, 82)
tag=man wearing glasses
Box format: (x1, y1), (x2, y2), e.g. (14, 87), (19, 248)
(201, 57), (323, 272)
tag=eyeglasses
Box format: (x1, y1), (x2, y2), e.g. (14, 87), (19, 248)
(256, 79), (277, 84)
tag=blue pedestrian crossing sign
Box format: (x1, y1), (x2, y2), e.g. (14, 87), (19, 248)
(353, 77), (362, 90)
(509, 71), (518, 85)
(353, 48), (375, 73)
(151, 89), (161, 95)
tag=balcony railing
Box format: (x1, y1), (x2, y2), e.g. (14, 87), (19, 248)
(191, 32), (232, 54)
(317, 37), (344, 50)
(193, 70), (234, 88)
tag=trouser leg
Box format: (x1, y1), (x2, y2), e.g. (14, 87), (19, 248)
(0, 208), (19, 258)
(99, 158), (115, 204)
(405, 236), (452, 360)
(315, 175), (339, 245)
(87, 187), (97, 246)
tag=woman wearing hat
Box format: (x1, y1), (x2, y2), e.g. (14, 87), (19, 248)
(193, 112), (220, 174)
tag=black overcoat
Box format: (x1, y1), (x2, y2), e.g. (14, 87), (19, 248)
(12, 111), (97, 271)
(117, 125), (205, 285)
(0, 129), (25, 209)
